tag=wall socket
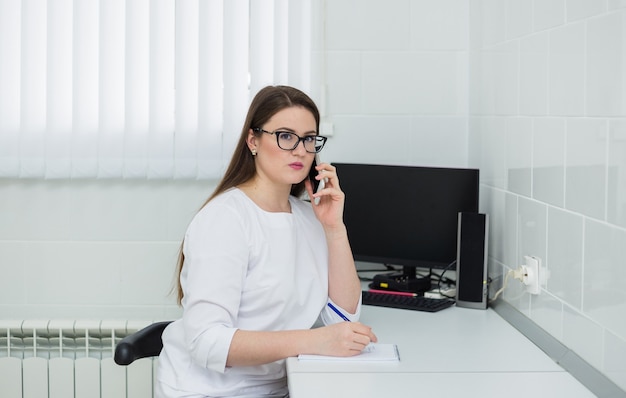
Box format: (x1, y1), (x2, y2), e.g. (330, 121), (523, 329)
(522, 255), (541, 295)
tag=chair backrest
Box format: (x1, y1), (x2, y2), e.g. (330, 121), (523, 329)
(114, 321), (173, 366)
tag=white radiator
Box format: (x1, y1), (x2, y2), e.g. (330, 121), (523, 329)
(0, 320), (158, 398)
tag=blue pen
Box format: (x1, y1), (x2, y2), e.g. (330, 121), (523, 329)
(327, 302), (350, 322)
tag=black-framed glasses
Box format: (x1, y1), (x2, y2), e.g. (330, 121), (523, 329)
(253, 128), (327, 153)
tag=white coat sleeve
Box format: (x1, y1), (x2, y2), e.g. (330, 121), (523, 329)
(179, 203), (249, 373)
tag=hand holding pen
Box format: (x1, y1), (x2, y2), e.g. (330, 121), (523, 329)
(309, 302), (377, 357)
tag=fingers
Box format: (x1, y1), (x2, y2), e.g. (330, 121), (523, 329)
(315, 163), (338, 189)
(312, 163), (344, 205)
(349, 323), (378, 351)
(317, 322), (378, 357)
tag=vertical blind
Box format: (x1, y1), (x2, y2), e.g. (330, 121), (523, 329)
(0, 0), (312, 179)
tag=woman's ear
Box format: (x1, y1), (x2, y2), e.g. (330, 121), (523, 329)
(246, 129), (257, 152)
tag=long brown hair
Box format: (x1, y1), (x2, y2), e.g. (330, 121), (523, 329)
(174, 85), (321, 304)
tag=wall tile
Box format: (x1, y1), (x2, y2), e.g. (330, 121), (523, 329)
(533, 0), (566, 31)
(324, 0), (364, 50)
(504, 192), (519, 266)
(533, 118), (566, 207)
(566, 0), (608, 22)
(530, 292), (564, 340)
(411, 0), (469, 50)
(0, 180), (72, 240)
(549, 23), (585, 116)
(479, 0), (507, 46)
(118, 242), (180, 306)
(468, 52), (484, 115)
(517, 198), (547, 271)
(547, 208), (584, 309)
(480, 186), (506, 263)
(361, 52), (465, 115)
(468, 117), (482, 169)
(503, 268), (531, 314)
(325, 0), (411, 50)
(165, 181), (215, 242)
(477, 117), (508, 189)
(322, 115), (412, 165)
(563, 304), (604, 369)
(584, 220), (626, 341)
(358, 0), (411, 50)
(485, 42), (519, 115)
(506, 0), (533, 39)
(608, 120), (626, 228)
(325, 52), (362, 115)
(0, 242), (25, 306)
(586, 11), (626, 117)
(24, 242), (123, 306)
(565, 118), (607, 220)
(506, 117), (533, 196)
(409, 117), (467, 168)
(609, 0), (626, 10)
(519, 32), (549, 115)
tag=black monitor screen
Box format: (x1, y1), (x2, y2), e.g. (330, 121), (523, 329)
(335, 163), (479, 270)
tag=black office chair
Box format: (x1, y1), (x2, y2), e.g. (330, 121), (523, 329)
(114, 321), (173, 365)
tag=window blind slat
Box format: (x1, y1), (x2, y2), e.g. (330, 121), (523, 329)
(148, 0), (175, 179)
(174, 0), (200, 179)
(0, 0), (22, 176)
(288, 0), (312, 92)
(222, 0), (250, 159)
(124, 0), (150, 178)
(20, 0), (47, 178)
(98, 0), (126, 178)
(250, 0), (275, 96)
(273, 0), (289, 85)
(45, 0), (73, 178)
(72, 0), (100, 178)
(197, 0), (225, 179)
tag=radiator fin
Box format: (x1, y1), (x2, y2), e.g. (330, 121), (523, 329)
(0, 319), (158, 398)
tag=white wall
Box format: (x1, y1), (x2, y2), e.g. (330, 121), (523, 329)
(469, 0), (626, 391)
(0, 179), (214, 320)
(317, 0), (470, 168)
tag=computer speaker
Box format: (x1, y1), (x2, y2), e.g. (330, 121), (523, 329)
(455, 212), (489, 309)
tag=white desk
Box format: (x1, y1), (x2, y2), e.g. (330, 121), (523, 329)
(286, 305), (596, 397)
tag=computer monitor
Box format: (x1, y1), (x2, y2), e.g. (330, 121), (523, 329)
(334, 163), (480, 293)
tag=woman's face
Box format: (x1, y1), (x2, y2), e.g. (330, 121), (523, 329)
(248, 106), (317, 188)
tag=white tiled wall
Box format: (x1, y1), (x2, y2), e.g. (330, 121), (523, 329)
(319, 0), (470, 168)
(470, 0), (626, 391)
(0, 179), (214, 320)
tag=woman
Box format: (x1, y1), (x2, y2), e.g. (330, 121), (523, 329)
(156, 85), (377, 397)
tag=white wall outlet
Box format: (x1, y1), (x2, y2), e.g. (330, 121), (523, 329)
(522, 255), (541, 295)
(320, 121), (334, 137)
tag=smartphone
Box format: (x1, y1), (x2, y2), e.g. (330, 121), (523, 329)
(309, 154), (325, 204)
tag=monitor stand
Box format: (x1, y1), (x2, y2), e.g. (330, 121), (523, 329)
(371, 266), (432, 294)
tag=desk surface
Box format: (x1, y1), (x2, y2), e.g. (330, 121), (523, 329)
(287, 371), (596, 398)
(287, 305), (596, 397)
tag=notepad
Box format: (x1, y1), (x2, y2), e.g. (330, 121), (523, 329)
(297, 343), (400, 362)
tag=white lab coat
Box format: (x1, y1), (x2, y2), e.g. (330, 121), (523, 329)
(157, 188), (360, 397)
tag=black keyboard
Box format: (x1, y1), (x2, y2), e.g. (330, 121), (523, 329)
(362, 291), (455, 313)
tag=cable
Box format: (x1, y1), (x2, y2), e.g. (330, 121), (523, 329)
(490, 267), (524, 302)
(432, 261), (457, 299)
(356, 264), (400, 282)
